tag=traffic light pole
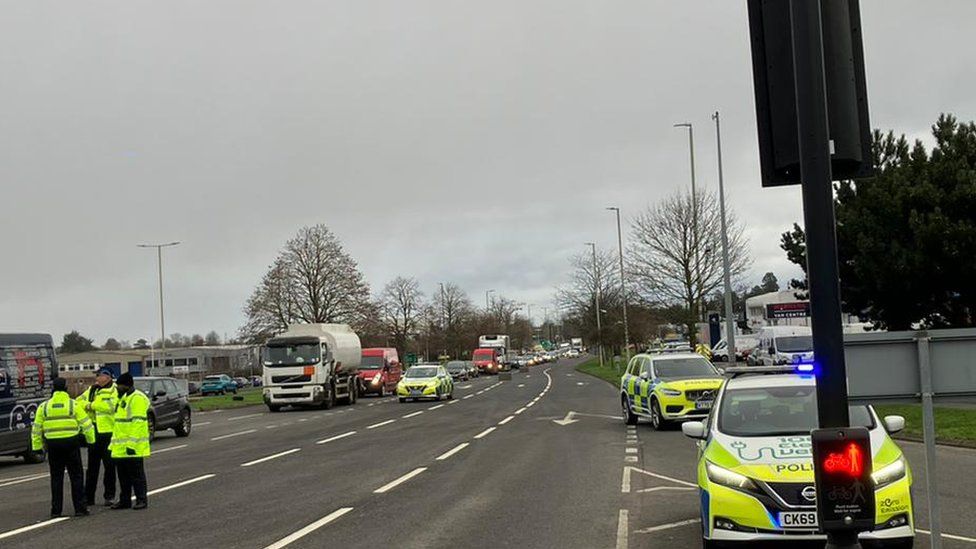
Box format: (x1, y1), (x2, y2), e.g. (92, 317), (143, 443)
(789, 1), (857, 547)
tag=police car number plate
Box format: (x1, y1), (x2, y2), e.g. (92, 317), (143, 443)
(778, 511), (818, 528)
(695, 399), (713, 410)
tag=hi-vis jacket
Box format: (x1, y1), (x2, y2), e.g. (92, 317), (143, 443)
(110, 390), (152, 458)
(76, 384), (120, 434)
(31, 391), (96, 450)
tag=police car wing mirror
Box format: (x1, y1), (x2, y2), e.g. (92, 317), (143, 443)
(639, 371), (649, 380)
(681, 421), (706, 440)
(883, 415), (905, 434)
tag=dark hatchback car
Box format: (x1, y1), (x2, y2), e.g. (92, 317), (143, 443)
(445, 361), (469, 381)
(134, 376), (192, 440)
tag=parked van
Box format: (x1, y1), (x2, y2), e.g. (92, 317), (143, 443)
(358, 348), (402, 397)
(752, 326), (814, 365)
(1, 334), (57, 463)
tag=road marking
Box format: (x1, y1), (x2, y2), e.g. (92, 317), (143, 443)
(402, 411), (424, 419)
(576, 382), (585, 386)
(155, 444), (188, 454)
(298, 418), (308, 422)
(634, 518), (700, 535)
(265, 425), (278, 429)
(211, 429), (257, 441)
(195, 421), (212, 426)
(498, 415), (515, 425)
(367, 403), (375, 407)
(242, 448), (301, 467)
(625, 447), (638, 454)
(429, 404), (445, 410)
(517, 384), (525, 388)
(476, 391), (485, 395)
(621, 466), (696, 493)
(0, 473), (49, 489)
(616, 509), (628, 549)
(228, 413), (264, 421)
(367, 419), (396, 430)
(436, 443), (470, 461)
(447, 399), (459, 404)
(0, 517), (71, 541)
(145, 474), (215, 497)
(625, 456), (638, 463)
(462, 394), (474, 400)
(316, 431), (356, 445)
(474, 427), (496, 439)
(374, 467), (427, 494)
(525, 402), (535, 408)
(514, 407), (527, 415)
(917, 529), (976, 543)
(636, 486), (696, 493)
(460, 385), (473, 389)
(263, 507), (354, 549)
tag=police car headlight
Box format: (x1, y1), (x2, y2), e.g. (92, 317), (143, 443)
(871, 457), (906, 489)
(706, 462), (760, 493)
(660, 388), (682, 397)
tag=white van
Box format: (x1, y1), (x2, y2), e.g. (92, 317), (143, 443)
(752, 326), (814, 365)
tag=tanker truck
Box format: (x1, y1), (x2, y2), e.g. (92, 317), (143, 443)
(262, 324), (361, 412)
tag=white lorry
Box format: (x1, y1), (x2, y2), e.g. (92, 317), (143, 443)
(478, 335), (511, 369)
(262, 324), (361, 412)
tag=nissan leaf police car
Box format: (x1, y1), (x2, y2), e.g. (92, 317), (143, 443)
(681, 366), (914, 548)
(620, 352), (724, 430)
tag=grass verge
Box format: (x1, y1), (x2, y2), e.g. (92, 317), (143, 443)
(575, 357), (623, 387)
(190, 388), (264, 412)
(873, 404), (976, 447)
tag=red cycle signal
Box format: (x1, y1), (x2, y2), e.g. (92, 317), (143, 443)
(823, 442), (864, 477)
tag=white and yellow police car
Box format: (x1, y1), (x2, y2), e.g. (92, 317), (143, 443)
(620, 352), (724, 430)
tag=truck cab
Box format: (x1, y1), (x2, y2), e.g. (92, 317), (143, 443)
(262, 324), (361, 412)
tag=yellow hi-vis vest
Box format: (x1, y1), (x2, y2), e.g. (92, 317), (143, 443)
(111, 389), (152, 458)
(31, 391), (96, 450)
(76, 384), (119, 434)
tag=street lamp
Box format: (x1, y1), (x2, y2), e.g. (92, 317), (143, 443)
(137, 241), (180, 354)
(585, 242), (604, 368)
(712, 111), (736, 362)
(675, 121), (704, 325)
(607, 207), (631, 361)
(485, 289), (495, 310)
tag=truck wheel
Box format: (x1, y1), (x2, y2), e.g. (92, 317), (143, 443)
(174, 409), (192, 437)
(323, 384), (335, 410)
(21, 450), (45, 464)
(268, 404), (282, 413)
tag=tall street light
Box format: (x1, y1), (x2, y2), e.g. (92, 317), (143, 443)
(485, 289), (495, 311)
(713, 111), (736, 362)
(607, 207), (631, 361)
(675, 122), (704, 326)
(137, 241), (180, 354)
(585, 242), (604, 368)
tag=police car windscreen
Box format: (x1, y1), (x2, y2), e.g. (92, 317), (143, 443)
(654, 357), (717, 378)
(777, 336), (813, 353)
(718, 386), (873, 436)
(405, 367), (438, 378)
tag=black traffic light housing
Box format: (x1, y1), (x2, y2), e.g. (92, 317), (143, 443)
(747, 0), (873, 187)
(811, 427), (876, 532)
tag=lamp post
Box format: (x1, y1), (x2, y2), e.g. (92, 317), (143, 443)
(607, 207), (631, 361)
(585, 242), (604, 368)
(137, 241), (180, 354)
(712, 111), (736, 363)
(485, 289), (495, 310)
(675, 122), (704, 325)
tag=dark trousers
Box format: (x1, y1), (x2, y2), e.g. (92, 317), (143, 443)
(47, 438), (86, 515)
(85, 432), (116, 503)
(115, 457), (147, 506)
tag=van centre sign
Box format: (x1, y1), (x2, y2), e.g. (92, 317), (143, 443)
(766, 302), (811, 319)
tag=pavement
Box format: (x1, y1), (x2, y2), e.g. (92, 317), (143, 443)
(0, 356), (974, 548)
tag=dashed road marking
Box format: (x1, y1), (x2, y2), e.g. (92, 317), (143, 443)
(316, 431), (357, 445)
(498, 416), (515, 425)
(228, 413), (264, 421)
(374, 468), (427, 494)
(625, 456), (638, 463)
(402, 411), (424, 419)
(0, 473), (49, 489)
(625, 447), (638, 454)
(144, 474), (215, 497)
(429, 404), (445, 410)
(155, 444), (188, 454)
(195, 421), (212, 426)
(0, 517), (70, 541)
(514, 407), (527, 415)
(474, 427), (496, 439)
(462, 395), (474, 400)
(436, 443), (470, 461)
(242, 448), (301, 467)
(263, 507), (354, 549)
(616, 509), (628, 549)
(211, 429), (256, 441)
(917, 529), (976, 544)
(367, 419), (396, 430)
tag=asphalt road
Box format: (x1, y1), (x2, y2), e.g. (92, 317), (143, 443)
(1, 357), (975, 548)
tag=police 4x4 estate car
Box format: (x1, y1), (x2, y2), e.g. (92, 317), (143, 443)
(681, 366), (914, 548)
(620, 352), (724, 430)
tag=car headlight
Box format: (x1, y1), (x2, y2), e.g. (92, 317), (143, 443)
(660, 388), (682, 397)
(706, 462), (760, 494)
(372, 373), (382, 384)
(871, 456), (907, 489)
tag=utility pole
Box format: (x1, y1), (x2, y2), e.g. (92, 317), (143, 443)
(138, 241), (180, 355)
(607, 207), (631, 361)
(674, 122), (703, 326)
(585, 242), (604, 368)
(485, 289), (495, 311)
(712, 112), (736, 363)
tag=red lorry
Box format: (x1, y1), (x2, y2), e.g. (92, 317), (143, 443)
(358, 348), (402, 397)
(472, 348), (501, 375)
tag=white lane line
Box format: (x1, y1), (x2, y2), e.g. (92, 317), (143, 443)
(625, 456), (638, 463)
(316, 431), (357, 445)
(517, 384), (525, 388)
(211, 429), (257, 441)
(633, 518), (700, 535)
(474, 427), (496, 439)
(367, 419), (396, 430)
(0, 473), (49, 489)
(155, 444), (188, 454)
(298, 418), (308, 422)
(228, 413), (264, 421)
(263, 507), (354, 549)
(265, 425), (278, 429)
(525, 402), (535, 408)
(367, 403), (375, 407)
(374, 467), (427, 494)
(462, 395), (474, 400)
(498, 415), (515, 425)
(616, 509), (629, 549)
(242, 448), (301, 467)
(917, 529), (976, 543)
(0, 517), (71, 541)
(436, 443), (470, 461)
(476, 391), (485, 395)
(625, 447), (638, 454)
(145, 474), (215, 497)
(402, 411), (424, 419)
(195, 421), (212, 426)
(514, 407), (527, 415)
(447, 399), (459, 405)
(428, 404), (445, 410)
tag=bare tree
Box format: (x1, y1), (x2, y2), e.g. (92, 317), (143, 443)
(379, 276), (425, 359)
(240, 224), (371, 342)
(432, 283), (475, 357)
(628, 189), (750, 342)
(554, 247), (625, 353)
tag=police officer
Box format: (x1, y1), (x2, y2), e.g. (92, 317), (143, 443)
(76, 368), (119, 507)
(31, 377), (96, 518)
(110, 373), (151, 510)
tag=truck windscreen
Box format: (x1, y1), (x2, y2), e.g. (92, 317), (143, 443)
(360, 356), (384, 369)
(264, 343), (320, 366)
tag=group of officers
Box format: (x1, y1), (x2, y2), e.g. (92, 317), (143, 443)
(31, 369), (152, 517)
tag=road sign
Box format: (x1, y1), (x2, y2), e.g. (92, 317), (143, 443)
(766, 302), (811, 319)
(172, 365), (189, 375)
(811, 427), (875, 532)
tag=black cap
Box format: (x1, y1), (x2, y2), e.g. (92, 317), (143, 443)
(117, 373), (134, 386)
(53, 378), (68, 392)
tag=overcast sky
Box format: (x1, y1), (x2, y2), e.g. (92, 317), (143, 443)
(2, 1), (974, 345)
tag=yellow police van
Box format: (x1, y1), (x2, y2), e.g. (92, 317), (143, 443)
(620, 352), (724, 430)
(681, 366), (914, 548)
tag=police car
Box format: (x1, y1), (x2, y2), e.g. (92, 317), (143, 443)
(620, 352), (724, 430)
(397, 364), (454, 402)
(681, 366), (914, 548)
